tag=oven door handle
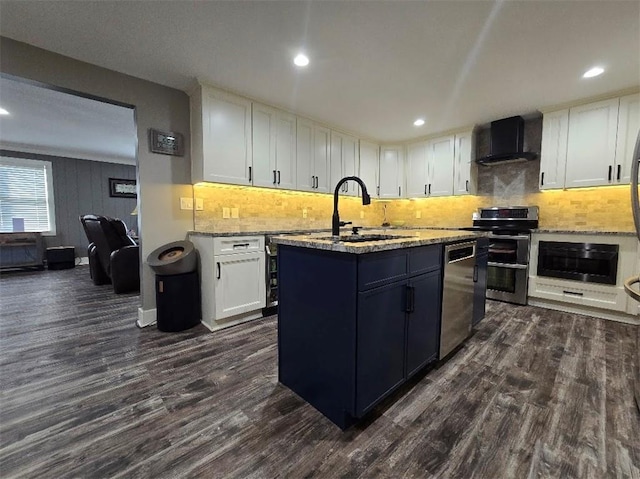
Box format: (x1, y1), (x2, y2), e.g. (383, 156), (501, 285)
(487, 262), (528, 270)
(488, 234), (530, 241)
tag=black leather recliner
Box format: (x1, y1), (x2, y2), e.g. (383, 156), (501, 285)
(79, 215), (140, 294)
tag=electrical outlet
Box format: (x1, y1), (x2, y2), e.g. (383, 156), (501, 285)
(302, 208), (308, 218)
(195, 198), (204, 211)
(222, 207), (230, 219)
(231, 207), (239, 219)
(360, 211), (365, 219)
(416, 211), (422, 219)
(180, 197), (193, 210)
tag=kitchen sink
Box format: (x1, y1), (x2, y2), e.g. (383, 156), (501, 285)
(317, 234), (404, 243)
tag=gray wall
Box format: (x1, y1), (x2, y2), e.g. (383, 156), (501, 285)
(0, 37), (193, 319)
(1, 150), (136, 254)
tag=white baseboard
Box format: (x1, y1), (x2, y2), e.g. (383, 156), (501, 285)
(137, 307), (157, 328)
(528, 298), (639, 325)
(201, 311), (265, 332)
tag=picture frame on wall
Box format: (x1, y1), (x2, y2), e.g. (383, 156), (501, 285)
(149, 128), (184, 156)
(109, 178), (137, 198)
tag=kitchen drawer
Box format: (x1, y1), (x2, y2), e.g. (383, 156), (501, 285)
(213, 236), (264, 256)
(358, 250), (408, 291)
(529, 276), (627, 312)
(408, 245), (442, 276)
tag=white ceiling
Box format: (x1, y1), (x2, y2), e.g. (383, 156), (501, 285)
(0, 1), (639, 143)
(0, 77), (137, 164)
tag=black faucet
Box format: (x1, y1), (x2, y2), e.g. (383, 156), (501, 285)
(332, 176), (371, 236)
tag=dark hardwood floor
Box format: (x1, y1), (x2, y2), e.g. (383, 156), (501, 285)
(0, 266), (638, 478)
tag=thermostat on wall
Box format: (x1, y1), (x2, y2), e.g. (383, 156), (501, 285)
(149, 128), (184, 156)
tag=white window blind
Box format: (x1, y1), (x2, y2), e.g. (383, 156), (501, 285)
(0, 157), (56, 234)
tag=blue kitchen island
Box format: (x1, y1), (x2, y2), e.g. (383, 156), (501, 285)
(272, 229), (483, 429)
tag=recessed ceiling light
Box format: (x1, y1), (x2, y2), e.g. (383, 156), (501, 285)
(294, 53), (309, 67)
(583, 66), (604, 78)
(0, 108), (9, 115)
(413, 118), (425, 126)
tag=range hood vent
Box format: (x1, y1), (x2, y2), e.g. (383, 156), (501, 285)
(476, 116), (538, 165)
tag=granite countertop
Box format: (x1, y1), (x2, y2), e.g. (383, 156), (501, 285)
(270, 229), (486, 254)
(188, 228), (331, 237)
(533, 229), (637, 237)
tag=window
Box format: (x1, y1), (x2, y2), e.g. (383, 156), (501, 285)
(0, 157), (56, 235)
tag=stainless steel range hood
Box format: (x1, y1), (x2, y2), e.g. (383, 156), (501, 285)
(476, 116), (538, 165)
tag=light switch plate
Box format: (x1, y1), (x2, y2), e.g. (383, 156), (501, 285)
(222, 207), (230, 219)
(180, 197), (193, 210)
(416, 211), (422, 219)
(302, 208), (308, 218)
(195, 198), (204, 211)
(231, 207), (239, 219)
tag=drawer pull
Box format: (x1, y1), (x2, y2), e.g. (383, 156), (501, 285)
(216, 262), (221, 279)
(233, 243), (251, 249)
(563, 290), (583, 296)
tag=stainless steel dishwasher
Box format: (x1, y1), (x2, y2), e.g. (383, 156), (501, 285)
(440, 241), (477, 359)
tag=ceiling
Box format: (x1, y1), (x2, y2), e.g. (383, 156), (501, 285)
(0, 77), (137, 164)
(0, 1), (638, 143)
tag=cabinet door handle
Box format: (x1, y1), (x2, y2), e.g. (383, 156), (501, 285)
(316, 176), (319, 189)
(377, 186), (380, 196)
(541, 172), (545, 186)
(424, 184), (427, 195)
(277, 170), (281, 184)
(428, 184), (431, 195)
(617, 165), (621, 181)
(345, 183), (348, 193)
(248, 166), (252, 182)
(473, 265), (478, 282)
(563, 290), (583, 296)
(398, 186), (401, 197)
(466, 180), (469, 192)
(216, 262), (221, 279)
(406, 286), (412, 313)
(608, 165), (612, 182)
(312, 176), (316, 188)
(273, 170), (277, 184)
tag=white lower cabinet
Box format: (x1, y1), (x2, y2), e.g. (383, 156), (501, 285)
(528, 233), (638, 321)
(188, 234), (266, 331)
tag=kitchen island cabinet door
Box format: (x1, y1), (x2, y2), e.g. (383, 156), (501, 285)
(356, 281), (407, 416)
(406, 270), (442, 378)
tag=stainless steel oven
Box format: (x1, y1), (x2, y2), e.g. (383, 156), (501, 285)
(487, 233), (530, 305)
(537, 241), (619, 285)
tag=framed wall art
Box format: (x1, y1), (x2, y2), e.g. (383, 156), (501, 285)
(109, 178), (137, 198)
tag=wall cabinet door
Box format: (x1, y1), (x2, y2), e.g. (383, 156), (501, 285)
(453, 130), (475, 195)
(356, 281), (407, 415)
(342, 134), (359, 197)
(615, 93), (640, 185)
(428, 135), (455, 197)
(330, 132), (345, 195)
(565, 98), (619, 188)
(314, 125), (331, 193)
(406, 141), (428, 197)
(214, 251), (265, 320)
(252, 103), (277, 188)
(199, 86), (252, 185)
(379, 146), (405, 198)
(275, 111), (297, 190)
(406, 271), (441, 377)
(540, 109), (569, 190)
(296, 118), (314, 191)
(359, 141), (379, 198)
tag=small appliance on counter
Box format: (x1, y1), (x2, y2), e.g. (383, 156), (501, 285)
(461, 206), (539, 305)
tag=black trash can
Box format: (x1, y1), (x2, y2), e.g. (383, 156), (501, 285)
(147, 240), (201, 332)
(155, 271), (201, 332)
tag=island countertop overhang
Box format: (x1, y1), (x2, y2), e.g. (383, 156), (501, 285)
(270, 229), (487, 254)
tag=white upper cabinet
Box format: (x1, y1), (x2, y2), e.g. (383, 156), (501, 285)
(330, 131), (359, 196)
(540, 109), (569, 190)
(615, 93), (640, 184)
(359, 141), (379, 198)
(191, 84), (252, 185)
(565, 98), (620, 188)
(379, 146), (405, 198)
(296, 118), (331, 193)
(252, 103), (296, 189)
(429, 135), (455, 197)
(406, 141), (428, 197)
(453, 130), (476, 195)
